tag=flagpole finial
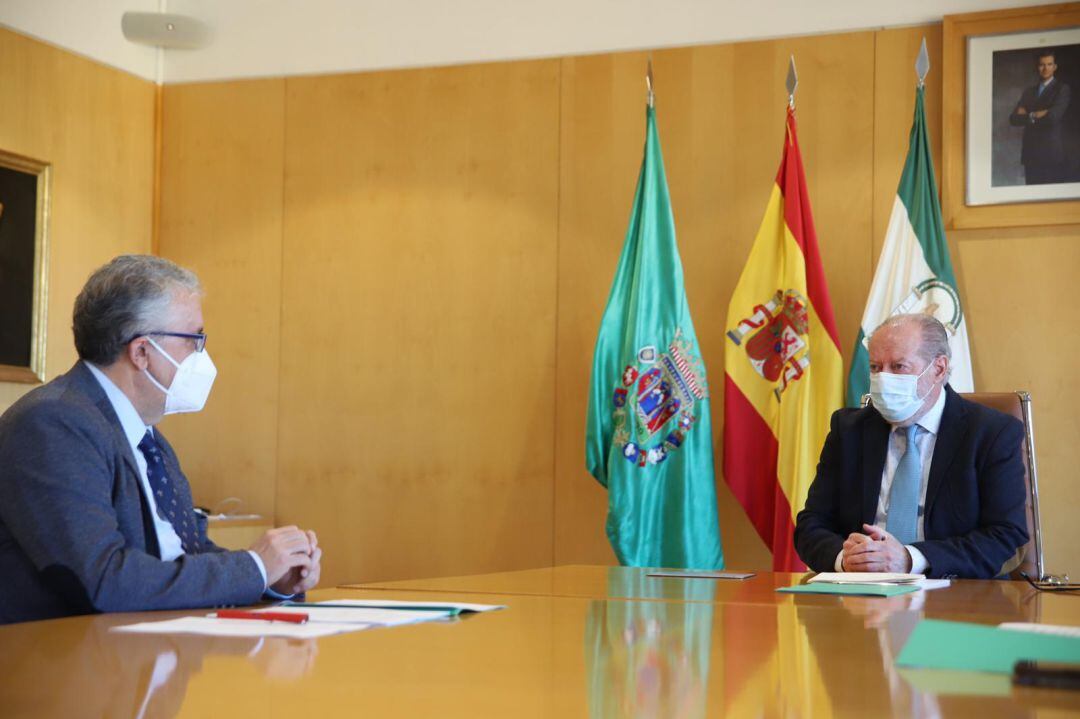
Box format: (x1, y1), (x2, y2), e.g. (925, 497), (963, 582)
(786, 55), (798, 110)
(646, 58), (655, 108)
(916, 37), (930, 88)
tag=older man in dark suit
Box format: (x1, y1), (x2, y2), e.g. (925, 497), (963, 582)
(1009, 49), (1072, 184)
(794, 314), (1028, 579)
(0, 255), (322, 624)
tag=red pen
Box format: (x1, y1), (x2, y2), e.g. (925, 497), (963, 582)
(214, 609), (309, 624)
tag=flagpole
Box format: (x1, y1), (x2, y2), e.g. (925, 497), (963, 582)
(786, 55), (798, 110)
(916, 37), (930, 88)
(646, 58), (655, 108)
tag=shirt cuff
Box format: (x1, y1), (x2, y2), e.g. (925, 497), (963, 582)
(247, 550), (297, 600)
(247, 550), (268, 589)
(834, 549), (845, 572)
(906, 545), (929, 574)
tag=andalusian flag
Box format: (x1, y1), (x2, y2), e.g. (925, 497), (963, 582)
(846, 85), (973, 406)
(586, 105), (723, 570)
(723, 108), (843, 572)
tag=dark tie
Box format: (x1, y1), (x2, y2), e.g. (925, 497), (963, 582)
(138, 430), (198, 553)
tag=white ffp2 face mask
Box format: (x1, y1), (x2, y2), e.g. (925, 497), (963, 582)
(868, 362), (935, 424)
(143, 337), (217, 415)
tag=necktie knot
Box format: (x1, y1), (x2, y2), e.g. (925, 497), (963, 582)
(138, 430), (159, 456)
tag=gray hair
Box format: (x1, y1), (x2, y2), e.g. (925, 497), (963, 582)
(871, 313), (952, 373)
(73, 255), (201, 366)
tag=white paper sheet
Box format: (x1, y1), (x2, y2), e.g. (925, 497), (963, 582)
(809, 572), (925, 584)
(809, 572), (949, 591)
(1000, 622), (1080, 639)
(296, 599), (505, 614)
(112, 616), (367, 638)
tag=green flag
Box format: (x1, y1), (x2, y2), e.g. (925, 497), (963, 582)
(585, 106), (723, 570)
(846, 86), (974, 407)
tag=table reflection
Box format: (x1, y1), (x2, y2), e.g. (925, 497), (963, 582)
(586, 570), (717, 718)
(0, 613), (318, 719)
(799, 581), (1038, 718)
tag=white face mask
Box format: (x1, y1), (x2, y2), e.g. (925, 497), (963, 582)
(143, 337), (217, 415)
(869, 361), (936, 424)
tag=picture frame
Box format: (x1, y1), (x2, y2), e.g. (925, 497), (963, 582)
(944, 2), (1080, 228)
(0, 149), (51, 384)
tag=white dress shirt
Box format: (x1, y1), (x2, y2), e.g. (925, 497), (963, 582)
(836, 386), (947, 574)
(84, 362), (269, 588)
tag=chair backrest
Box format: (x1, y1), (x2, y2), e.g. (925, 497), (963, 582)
(860, 391), (1044, 580)
(960, 392), (1043, 581)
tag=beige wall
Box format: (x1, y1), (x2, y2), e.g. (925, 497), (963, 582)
(0, 28), (155, 412)
(156, 24), (1079, 585)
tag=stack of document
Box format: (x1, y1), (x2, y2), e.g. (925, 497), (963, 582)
(777, 572), (950, 597)
(112, 599), (504, 638)
(809, 572), (951, 590)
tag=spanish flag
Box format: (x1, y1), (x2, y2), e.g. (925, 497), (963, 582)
(723, 108), (843, 571)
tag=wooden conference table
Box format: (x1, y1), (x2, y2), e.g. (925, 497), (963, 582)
(0, 566), (1076, 718)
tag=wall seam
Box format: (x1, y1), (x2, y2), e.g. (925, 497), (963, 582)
(273, 79), (288, 526)
(551, 59), (563, 569)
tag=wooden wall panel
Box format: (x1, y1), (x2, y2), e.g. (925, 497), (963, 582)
(0, 29), (155, 412)
(952, 228), (1080, 577)
(147, 20), (1080, 580)
(157, 80), (286, 519)
(277, 61), (561, 585)
(554, 32), (875, 570)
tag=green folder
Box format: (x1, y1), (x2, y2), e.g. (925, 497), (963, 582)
(776, 583), (921, 597)
(897, 619), (1080, 674)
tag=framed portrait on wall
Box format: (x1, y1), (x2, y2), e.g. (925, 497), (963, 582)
(0, 149), (50, 384)
(967, 27), (1080, 205)
(944, 3), (1080, 228)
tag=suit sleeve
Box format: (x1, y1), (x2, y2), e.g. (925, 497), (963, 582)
(912, 417), (1030, 579)
(1044, 83), (1071, 123)
(0, 400), (266, 613)
(794, 411), (847, 571)
(1010, 89), (1033, 126)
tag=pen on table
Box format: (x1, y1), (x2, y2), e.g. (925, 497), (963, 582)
(213, 610), (309, 624)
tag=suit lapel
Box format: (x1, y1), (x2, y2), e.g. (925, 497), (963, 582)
(862, 411), (890, 524)
(925, 385), (967, 514)
(67, 361), (158, 554)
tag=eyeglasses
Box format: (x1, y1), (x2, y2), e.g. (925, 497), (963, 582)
(128, 331), (208, 352)
(1020, 572), (1080, 593)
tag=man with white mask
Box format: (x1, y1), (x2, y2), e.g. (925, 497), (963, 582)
(794, 314), (1028, 579)
(0, 255), (322, 623)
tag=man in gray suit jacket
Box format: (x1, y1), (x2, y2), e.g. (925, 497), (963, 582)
(0, 255), (322, 624)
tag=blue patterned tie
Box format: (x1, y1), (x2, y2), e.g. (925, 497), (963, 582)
(138, 430), (198, 553)
(886, 424), (921, 545)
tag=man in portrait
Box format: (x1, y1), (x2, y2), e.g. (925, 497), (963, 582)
(1009, 49), (1072, 184)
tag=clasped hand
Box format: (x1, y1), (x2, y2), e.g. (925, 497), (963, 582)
(841, 524), (912, 573)
(250, 526), (322, 595)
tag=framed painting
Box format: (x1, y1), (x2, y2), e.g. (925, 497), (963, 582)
(0, 149), (50, 383)
(944, 3), (1080, 228)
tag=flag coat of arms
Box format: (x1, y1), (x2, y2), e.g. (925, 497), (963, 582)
(846, 85), (974, 406)
(723, 108), (843, 571)
(586, 105), (724, 570)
